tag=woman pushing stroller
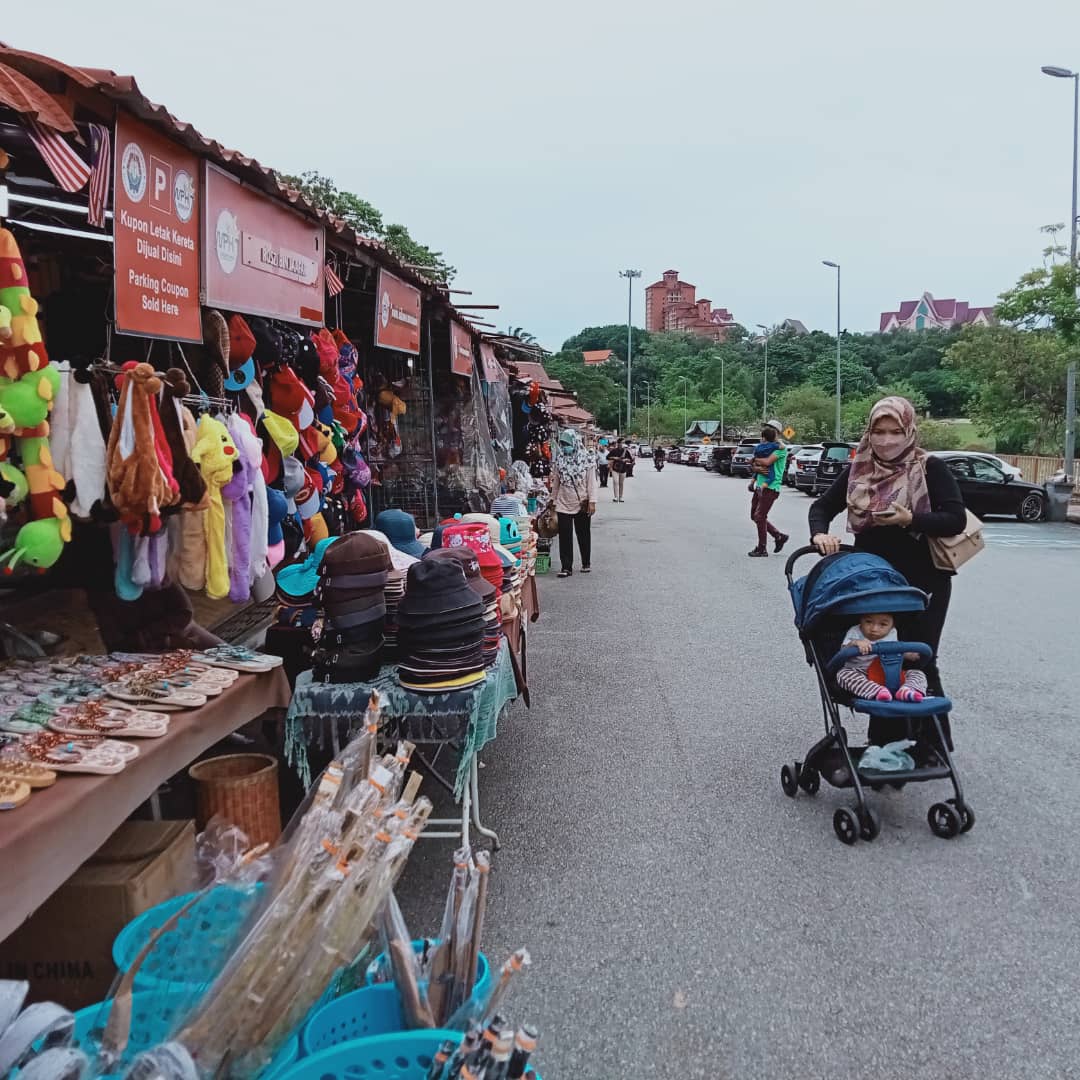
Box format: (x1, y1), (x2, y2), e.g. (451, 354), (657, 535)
(808, 396), (964, 735)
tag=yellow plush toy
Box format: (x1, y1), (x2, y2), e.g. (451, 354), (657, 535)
(189, 415), (238, 600)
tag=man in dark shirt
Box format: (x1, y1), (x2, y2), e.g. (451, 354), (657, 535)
(607, 438), (633, 503)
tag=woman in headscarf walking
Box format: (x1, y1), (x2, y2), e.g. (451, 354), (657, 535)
(808, 396), (965, 741)
(550, 428), (597, 578)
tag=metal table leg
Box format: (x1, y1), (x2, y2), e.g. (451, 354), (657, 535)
(469, 756), (500, 850)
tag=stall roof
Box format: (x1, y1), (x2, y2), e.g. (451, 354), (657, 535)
(0, 44), (499, 344)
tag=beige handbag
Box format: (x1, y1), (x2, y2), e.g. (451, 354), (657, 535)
(927, 509), (985, 572)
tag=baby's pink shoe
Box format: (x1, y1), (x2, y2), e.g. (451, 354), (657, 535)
(896, 686), (924, 703)
(875, 687), (893, 702)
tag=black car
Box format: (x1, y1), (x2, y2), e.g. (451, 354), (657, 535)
(667, 445), (683, 464)
(933, 453), (1046, 522)
(811, 441), (857, 495)
(704, 445), (736, 474)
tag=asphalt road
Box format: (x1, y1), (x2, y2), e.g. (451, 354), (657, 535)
(398, 461), (1080, 1079)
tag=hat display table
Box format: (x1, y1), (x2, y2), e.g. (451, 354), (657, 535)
(284, 639), (517, 848)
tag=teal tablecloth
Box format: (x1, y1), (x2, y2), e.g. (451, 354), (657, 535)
(285, 639), (517, 797)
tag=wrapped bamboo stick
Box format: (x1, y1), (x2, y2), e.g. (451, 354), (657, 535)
(463, 851), (491, 1003)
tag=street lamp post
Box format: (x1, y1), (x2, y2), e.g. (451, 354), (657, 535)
(756, 323), (769, 420)
(643, 382), (652, 443)
(822, 261), (842, 438)
(1042, 64), (1079, 480)
(619, 269), (642, 438)
(677, 375), (689, 439)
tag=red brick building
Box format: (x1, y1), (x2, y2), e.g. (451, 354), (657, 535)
(644, 269), (737, 341)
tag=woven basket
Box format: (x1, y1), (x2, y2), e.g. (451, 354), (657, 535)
(189, 753), (281, 847)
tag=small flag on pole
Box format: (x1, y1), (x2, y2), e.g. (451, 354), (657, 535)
(26, 120), (91, 193)
(325, 263), (345, 297)
(87, 123), (111, 227)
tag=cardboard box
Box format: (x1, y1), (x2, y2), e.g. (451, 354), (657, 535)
(0, 819), (195, 1009)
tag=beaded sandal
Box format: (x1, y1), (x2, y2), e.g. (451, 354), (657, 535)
(0, 777), (31, 809)
(0, 760), (56, 788)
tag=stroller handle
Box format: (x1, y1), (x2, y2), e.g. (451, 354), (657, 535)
(825, 641), (934, 678)
(783, 543), (858, 585)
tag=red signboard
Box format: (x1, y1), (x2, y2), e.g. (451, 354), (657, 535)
(374, 269), (422, 354)
(113, 115), (202, 342)
(480, 342), (504, 383)
(450, 322), (474, 377)
(203, 163), (325, 326)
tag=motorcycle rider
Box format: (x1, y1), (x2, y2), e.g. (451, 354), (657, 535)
(654, 445), (666, 471)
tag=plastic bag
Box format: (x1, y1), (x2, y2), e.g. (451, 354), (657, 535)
(859, 739), (916, 772)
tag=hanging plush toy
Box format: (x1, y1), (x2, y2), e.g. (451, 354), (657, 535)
(190, 414), (238, 600)
(105, 363), (177, 534)
(0, 230), (68, 572)
(0, 228), (48, 380)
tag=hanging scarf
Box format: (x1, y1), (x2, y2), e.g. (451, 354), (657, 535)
(846, 395), (931, 534)
(552, 428), (591, 487)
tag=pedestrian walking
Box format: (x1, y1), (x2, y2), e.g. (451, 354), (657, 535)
(747, 419), (790, 557)
(809, 395), (965, 742)
(607, 438), (633, 503)
(597, 437), (610, 488)
(550, 428), (597, 578)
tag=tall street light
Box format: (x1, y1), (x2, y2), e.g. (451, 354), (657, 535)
(619, 269), (642, 436)
(756, 323), (770, 420)
(822, 261), (842, 438)
(677, 375), (689, 439)
(643, 381), (652, 443)
(1042, 64), (1079, 478)
(1041, 65), (1079, 266)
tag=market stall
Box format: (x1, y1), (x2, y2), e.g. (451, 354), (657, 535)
(0, 664), (290, 943)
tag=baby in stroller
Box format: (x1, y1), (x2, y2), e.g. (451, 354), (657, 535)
(836, 612), (927, 703)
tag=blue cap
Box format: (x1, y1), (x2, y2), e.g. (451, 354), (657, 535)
(275, 536), (340, 599)
(374, 508), (425, 557)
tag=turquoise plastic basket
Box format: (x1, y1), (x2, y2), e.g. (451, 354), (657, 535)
(301, 984), (403, 1055)
(70, 990), (298, 1079)
(111, 883), (263, 992)
(364, 941), (491, 1003)
(277, 1030), (466, 1080)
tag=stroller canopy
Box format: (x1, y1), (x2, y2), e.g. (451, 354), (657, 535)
(790, 551), (928, 632)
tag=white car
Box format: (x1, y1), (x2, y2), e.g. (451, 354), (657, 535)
(932, 451), (1022, 480)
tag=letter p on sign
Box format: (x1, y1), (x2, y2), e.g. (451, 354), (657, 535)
(149, 155), (173, 215)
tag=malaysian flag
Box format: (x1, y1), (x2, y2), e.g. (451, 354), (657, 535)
(325, 262), (345, 297)
(26, 120), (91, 193)
(86, 123), (111, 228)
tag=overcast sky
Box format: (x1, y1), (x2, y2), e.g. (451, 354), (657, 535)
(20, 0), (1080, 349)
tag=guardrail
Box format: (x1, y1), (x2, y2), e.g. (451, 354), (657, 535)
(996, 454), (1080, 486)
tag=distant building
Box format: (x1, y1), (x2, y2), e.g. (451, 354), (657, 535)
(880, 292), (994, 333)
(779, 318), (809, 336)
(644, 269), (737, 342)
(582, 349), (614, 365)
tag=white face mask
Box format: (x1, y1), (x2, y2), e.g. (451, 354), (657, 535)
(870, 431), (907, 461)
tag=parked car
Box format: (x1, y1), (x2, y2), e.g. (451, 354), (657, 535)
(781, 444), (803, 486)
(729, 439), (760, 478)
(937, 450), (1022, 479)
(667, 445), (683, 464)
(704, 446), (736, 474)
(810, 441), (857, 495)
(792, 445), (823, 493)
(637, 443), (653, 458)
(932, 452), (1046, 522)
(685, 447), (702, 466)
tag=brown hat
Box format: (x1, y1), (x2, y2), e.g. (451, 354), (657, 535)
(201, 309), (230, 372)
(228, 314), (257, 367)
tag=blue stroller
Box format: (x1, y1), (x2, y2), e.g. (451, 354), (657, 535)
(784, 546), (974, 845)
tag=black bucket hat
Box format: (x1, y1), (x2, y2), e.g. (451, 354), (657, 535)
(398, 559), (485, 619)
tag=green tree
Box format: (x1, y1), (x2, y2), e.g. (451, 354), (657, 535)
(773, 384), (836, 441)
(281, 171), (456, 281)
(944, 326), (1074, 453)
(280, 170), (383, 235)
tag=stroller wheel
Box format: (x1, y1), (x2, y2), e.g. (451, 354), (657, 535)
(833, 807), (859, 845)
(798, 765), (820, 795)
(780, 763), (799, 798)
(947, 798), (975, 833)
(859, 806), (881, 842)
(928, 802), (961, 839)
